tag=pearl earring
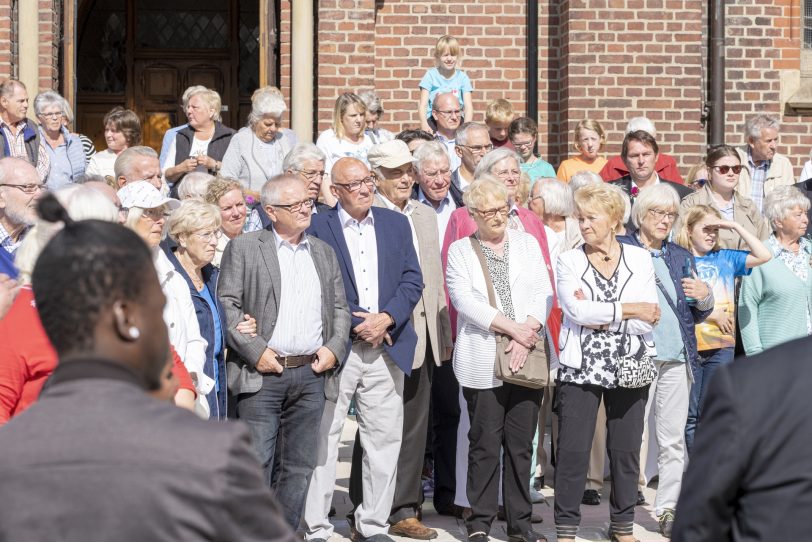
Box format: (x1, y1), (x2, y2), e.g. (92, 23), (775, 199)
(128, 327), (140, 339)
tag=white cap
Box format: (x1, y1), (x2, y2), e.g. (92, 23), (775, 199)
(117, 181), (180, 211)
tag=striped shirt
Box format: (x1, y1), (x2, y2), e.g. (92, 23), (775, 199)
(0, 120), (50, 182)
(747, 148), (770, 213)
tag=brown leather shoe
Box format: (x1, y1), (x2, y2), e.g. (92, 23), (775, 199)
(388, 518), (439, 540)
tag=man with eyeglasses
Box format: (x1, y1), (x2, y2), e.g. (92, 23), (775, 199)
(282, 143), (335, 212)
(0, 80), (50, 182)
(304, 157), (422, 542)
(0, 157), (45, 254)
(453, 122), (492, 192)
(218, 173), (351, 530)
(610, 130), (691, 231)
(431, 93), (463, 172)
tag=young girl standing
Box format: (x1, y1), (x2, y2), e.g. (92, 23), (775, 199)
(556, 119), (608, 182)
(675, 204), (771, 453)
(418, 35), (474, 133)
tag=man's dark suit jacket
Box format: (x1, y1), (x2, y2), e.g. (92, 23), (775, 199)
(672, 336), (812, 542)
(793, 179), (812, 236)
(0, 357), (297, 542)
(610, 175), (692, 231)
(307, 205), (423, 375)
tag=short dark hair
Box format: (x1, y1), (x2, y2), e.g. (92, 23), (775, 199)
(396, 129), (434, 146)
(508, 116), (538, 140)
(621, 130), (659, 163)
(32, 194), (154, 355)
(103, 106), (142, 147)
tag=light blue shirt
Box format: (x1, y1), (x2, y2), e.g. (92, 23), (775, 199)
(159, 124), (188, 169)
(651, 255), (687, 363)
(419, 68), (473, 118)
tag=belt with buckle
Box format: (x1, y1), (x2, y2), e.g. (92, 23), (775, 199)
(275, 354), (317, 368)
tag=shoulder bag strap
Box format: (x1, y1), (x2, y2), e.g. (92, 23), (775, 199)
(469, 235), (498, 309)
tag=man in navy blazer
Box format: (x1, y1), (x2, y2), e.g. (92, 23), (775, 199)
(303, 157), (423, 542)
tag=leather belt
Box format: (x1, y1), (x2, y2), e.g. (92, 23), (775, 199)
(275, 354), (317, 368)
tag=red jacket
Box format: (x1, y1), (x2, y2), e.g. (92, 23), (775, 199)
(441, 206), (562, 354)
(599, 153), (684, 184)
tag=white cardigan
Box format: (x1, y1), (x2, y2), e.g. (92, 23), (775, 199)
(555, 244), (658, 371)
(446, 229), (554, 390)
(154, 250), (213, 417)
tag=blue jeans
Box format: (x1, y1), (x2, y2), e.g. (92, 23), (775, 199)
(685, 347), (734, 453)
(236, 365), (326, 529)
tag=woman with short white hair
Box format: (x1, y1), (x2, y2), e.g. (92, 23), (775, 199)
(739, 185), (812, 355)
(177, 171), (215, 200)
(220, 88), (299, 192)
(34, 91), (86, 189)
(474, 147), (522, 184)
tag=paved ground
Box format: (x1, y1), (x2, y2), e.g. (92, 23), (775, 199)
(311, 418), (667, 542)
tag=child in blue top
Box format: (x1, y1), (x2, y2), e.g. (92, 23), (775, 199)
(675, 204), (771, 453)
(418, 35), (474, 133)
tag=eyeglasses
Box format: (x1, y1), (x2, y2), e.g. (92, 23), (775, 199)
(333, 177), (376, 192)
(272, 198), (315, 213)
(38, 112), (64, 120)
(495, 169), (521, 183)
(648, 209), (678, 222)
(0, 183), (46, 194)
(192, 230), (223, 242)
(141, 207), (171, 221)
(712, 165), (742, 175)
(474, 206), (510, 220)
(422, 168), (451, 179)
(458, 143), (494, 154)
(298, 169), (326, 181)
(434, 109), (462, 117)
(511, 140), (534, 149)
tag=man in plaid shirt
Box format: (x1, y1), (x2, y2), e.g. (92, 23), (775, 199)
(0, 80), (50, 183)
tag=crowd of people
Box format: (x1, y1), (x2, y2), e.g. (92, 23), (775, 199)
(0, 32), (811, 542)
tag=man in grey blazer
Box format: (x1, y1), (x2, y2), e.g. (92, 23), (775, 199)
(219, 174), (351, 530)
(347, 140), (454, 539)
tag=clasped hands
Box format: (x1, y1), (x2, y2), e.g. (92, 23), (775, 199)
(505, 318), (542, 374)
(352, 311), (393, 348)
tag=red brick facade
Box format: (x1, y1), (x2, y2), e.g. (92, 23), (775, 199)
(3, 1), (812, 177)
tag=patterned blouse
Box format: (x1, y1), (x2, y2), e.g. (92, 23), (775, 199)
(479, 240), (515, 320)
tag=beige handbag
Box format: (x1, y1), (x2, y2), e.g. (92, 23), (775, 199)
(469, 237), (548, 389)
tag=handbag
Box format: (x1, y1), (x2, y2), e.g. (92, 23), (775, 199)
(469, 236), (548, 389)
(615, 320), (657, 388)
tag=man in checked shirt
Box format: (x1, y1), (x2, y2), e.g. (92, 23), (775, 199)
(0, 80), (50, 183)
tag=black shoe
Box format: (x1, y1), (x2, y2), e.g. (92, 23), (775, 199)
(329, 506), (336, 517)
(636, 491), (647, 506)
(468, 532), (488, 542)
(508, 530), (547, 542)
(581, 489), (601, 506)
(497, 506), (543, 523)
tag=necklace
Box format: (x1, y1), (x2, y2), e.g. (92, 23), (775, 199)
(178, 254), (204, 290)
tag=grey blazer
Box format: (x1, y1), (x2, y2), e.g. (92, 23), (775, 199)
(218, 228), (351, 395)
(373, 195), (453, 368)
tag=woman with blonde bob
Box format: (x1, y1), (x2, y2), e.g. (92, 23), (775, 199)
(674, 204), (771, 452)
(316, 92), (374, 172)
(445, 178), (553, 542)
(554, 182), (660, 542)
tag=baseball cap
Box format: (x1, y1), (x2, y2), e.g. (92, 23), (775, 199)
(117, 181), (180, 211)
(367, 140), (414, 169)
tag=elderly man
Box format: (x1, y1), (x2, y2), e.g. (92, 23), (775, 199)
(600, 117), (683, 183)
(412, 141), (462, 247)
(0, 80), (49, 182)
(0, 158), (44, 254)
(610, 130), (691, 231)
(736, 114), (795, 214)
(304, 157), (423, 542)
(345, 140), (453, 539)
(432, 92), (463, 172)
(218, 174), (351, 530)
(114, 146), (163, 192)
(453, 122), (493, 191)
(282, 142), (335, 212)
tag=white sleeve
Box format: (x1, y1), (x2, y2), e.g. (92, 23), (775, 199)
(556, 251), (623, 327)
(446, 241), (499, 332)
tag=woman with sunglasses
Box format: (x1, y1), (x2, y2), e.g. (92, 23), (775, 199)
(679, 145), (770, 249)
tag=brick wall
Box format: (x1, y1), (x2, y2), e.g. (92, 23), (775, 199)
(0, 0), (14, 79)
(38, 0), (60, 91)
(726, 0), (812, 177)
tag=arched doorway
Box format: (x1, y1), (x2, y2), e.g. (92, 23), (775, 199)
(75, 0), (276, 152)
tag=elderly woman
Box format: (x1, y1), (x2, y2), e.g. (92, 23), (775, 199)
(316, 92), (374, 172)
(528, 177), (578, 249)
(177, 171), (214, 200)
(119, 181), (212, 416)
(617, 184), (713, 537)
(507, 117), (556, 182)
(165, 200), (230, 419)
(85, 106), (140, 179)
(34, 91), (86, 189)
(164, 88), (235, 193)
(220, 89), (298, 192)
(445, 178), (553, 542)
(204, 177), (250, 266)
(739, 186), (812, 355)
(556, 119), (608, 182)
(554, 183), (661, 542)
(357, 90), (394, 145)
(679, 144), (769, 249)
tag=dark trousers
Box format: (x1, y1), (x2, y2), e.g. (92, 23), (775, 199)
(236, 366), (325, 530)
(349, 356), (434, 523)
(553, 381), (648, 528)
(462, 383), (542, 536)
(430, 361), (461, 511)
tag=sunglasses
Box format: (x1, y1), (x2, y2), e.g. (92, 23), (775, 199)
(712, 165), (743, 175)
